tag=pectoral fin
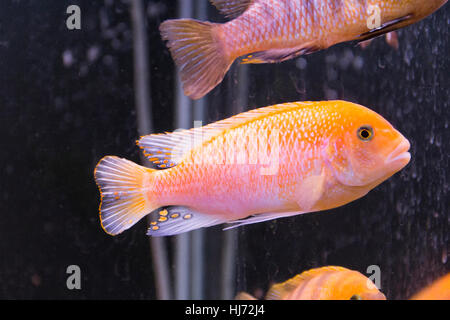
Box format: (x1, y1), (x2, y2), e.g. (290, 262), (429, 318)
(385, 31), (399, 49)
(358, 31), (399, 50)
(295, 172), (326, 212)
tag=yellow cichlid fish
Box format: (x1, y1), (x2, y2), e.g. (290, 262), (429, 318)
(160, 0), (448, 99)
(410, 273), (450, 300)
(236, 266), (387, 300)
(94, 100), (410, 237)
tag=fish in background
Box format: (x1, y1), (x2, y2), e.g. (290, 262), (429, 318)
(160, 0), (448, 99)
(94, 100), (411, 237)
(236, 266), (387, 300)
(410, 273), (450, 300)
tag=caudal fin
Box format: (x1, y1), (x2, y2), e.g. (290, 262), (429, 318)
(160, 19), (233, 100)
(94, 156), (158, 236)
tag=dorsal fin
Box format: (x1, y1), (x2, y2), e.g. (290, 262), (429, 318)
(138, 102), (312, 166)
(209, 0), (254, 19)
(265, 274), (305, 300)
(265, 266), (349, 300)
(296, 266), (349, 279)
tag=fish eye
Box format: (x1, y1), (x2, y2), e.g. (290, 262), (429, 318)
(350, 294), (362, 300)
(357, 126), (374, 141)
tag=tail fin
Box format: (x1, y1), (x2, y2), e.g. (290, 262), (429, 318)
(94, 156), (158, 236)
(160, 19), (233, 100)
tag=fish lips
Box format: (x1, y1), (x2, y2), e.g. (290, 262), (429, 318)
(385, 139), (411, 170)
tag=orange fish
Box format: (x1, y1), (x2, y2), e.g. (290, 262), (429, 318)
(94, 100), (410, 236)
(410, 273), (450, 300)
(236, 266), (387, 300)
(160, 0), (447, 99)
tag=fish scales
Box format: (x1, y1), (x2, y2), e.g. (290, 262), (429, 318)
(94, 101), (411, 236)
(160, 0), (447, 99)
(222, 0), (373, 56)
(159, 104), (325, 215)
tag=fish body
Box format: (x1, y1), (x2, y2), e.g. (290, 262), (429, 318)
(94, 100), (410, 236)
(237, 266), (387, 300)
(410, 273), (450, 300)
(160, 0), (447, 99)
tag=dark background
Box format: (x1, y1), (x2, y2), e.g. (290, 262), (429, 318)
(0, 1), (448, 299)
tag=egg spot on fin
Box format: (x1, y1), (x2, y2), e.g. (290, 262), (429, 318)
(137, 133), (187, 169)
(159, 209), (168, 216)
(146, 206), (227, 237)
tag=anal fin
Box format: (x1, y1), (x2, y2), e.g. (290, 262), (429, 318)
(241, 44), (320, 64)
(147, 206), (226, 237)
(223, 211), (304, 230)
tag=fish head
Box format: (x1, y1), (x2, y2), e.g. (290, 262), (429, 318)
(332, 268), (387, 300)
(326, 102), (410, 187)
(351, 273), (387, 300)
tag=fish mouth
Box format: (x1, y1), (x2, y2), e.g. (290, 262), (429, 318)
(385, 139), (411, 167)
